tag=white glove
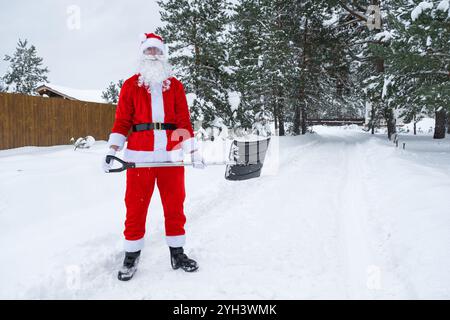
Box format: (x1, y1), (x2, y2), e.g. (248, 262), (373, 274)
(191, 150), (206, 169)
(102, 148), (117, 173)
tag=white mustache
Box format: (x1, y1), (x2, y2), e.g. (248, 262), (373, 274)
(141, 54), (166, 62)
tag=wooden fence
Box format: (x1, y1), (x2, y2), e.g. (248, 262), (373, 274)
(0, 93), (116, 150)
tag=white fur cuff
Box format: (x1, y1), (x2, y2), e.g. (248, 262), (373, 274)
(124, 238), (144, 252)
(108, 133), (127, 151)
(166, 235), (186, 248)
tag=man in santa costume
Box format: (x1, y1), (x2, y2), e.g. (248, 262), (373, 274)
(102, 33), (205, 281)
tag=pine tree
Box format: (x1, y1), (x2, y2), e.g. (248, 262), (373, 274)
(288, 1), (338, 135)
(321, 2), (366, 121)
(228, 0), (270, 131)
(339, 0), (400, 138)
(229, 0), (296, 135)
(2, 39), (49, 95)
(156, 0), (370, 134)
(379, 0), (450, 139)
(230, 0), (337, 136)
(228, 0), (368, 135)
(102, 79), (124, 104)
(156, 0), (233, 127)
(277, 1), (362, 135)
(259, 0), (293, 136)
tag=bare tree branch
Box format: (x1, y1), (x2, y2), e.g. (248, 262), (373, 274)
(338, 1), (367, 21)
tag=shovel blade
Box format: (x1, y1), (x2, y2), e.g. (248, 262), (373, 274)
(225, 137), (271, 181)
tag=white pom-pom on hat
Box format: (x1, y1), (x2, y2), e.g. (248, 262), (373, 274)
(139, 33), (148, 43)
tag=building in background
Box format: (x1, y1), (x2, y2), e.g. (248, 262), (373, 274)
(36, 84), (104, 104)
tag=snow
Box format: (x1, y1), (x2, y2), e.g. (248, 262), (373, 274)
(0, 126), (449, 299)
(411, 1), (434, 21)
(74, 136), (96, 149)
(374, 31), (392, 42)
(228, 91), (241, 112)
(382, 75), (394, 99)
(186, 93), (197, 108)
(42, 84), (105, 104)
(323, 14), (339, 27)
(401, 117), (436, 134)
(437, 0), (449, 12)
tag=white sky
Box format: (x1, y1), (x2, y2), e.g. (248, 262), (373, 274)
(0, 0), (163, 90)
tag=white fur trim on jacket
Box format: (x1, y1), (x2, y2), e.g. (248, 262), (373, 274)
(150, 82), (168, 151)
(166, 235), (186, 248)
(108, 133), (127, 151)
(124, 238), (144, 252)
(124, 148), (184, 163)
(182, 137), (199, 154)
(140, 38), (165, 54)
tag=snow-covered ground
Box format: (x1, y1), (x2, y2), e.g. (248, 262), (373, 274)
(0, 126), (449, 299)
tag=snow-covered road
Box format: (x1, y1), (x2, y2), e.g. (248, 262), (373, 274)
(1, 126), (449, 299)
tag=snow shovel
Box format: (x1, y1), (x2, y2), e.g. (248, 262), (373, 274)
(105, 137), (271, 181)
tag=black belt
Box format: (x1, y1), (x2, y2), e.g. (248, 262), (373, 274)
(132, 123), (177, 132)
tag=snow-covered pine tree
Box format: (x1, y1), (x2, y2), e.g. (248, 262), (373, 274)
(258, 0), (294, 136)
(2, 39), (49, 95)
(229, 0), (299, 136)
(230, 0), (367, 136)
(342, 0), (398, 138)
(156, 0), (233, 127)
(102, 79), (124, 104)
(320, 2), (367, 121)
(287, 0), (345, 135)
(379, 0), (450, 139)
(228, 0), (271, 131)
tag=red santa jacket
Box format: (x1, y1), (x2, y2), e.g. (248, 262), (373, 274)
(107, 75), (198, 163)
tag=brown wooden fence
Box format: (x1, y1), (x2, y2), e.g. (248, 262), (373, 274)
(0, 93), (117, 150)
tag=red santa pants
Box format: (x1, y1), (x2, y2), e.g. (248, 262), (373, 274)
(123, 166), (186, 252)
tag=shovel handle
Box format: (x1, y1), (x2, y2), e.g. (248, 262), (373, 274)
(106, 156), (236, 173)
(106, 155), (136, 173)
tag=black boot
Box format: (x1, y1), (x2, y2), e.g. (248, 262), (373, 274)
(169, 247), (199, 272)
(118, 251), (141, 281)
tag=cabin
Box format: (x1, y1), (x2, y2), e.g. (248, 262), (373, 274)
(36, 84), (104, 104)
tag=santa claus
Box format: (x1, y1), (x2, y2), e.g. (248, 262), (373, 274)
(102, 33), (205, 281)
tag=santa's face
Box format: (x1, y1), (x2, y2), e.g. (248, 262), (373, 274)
(144, 47), (163, 57)
(137, 46), (172, 86)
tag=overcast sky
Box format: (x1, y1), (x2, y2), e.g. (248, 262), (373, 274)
(0, 0), (163, 90)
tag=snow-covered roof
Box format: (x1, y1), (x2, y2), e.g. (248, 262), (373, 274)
(36, 84), (105, 104)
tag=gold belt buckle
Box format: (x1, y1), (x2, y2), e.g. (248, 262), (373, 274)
(155, 122), (161, 130)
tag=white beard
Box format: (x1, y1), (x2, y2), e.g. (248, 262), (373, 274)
(137, 56), (172, 87)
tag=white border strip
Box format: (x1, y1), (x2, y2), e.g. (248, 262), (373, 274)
(124, 238), (145, 252)
(166, 235), (186, 248)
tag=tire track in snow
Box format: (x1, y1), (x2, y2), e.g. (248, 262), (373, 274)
(333, 137), (414, 299)
(360, 138), (420, 299)
(333, 139), (378, 299)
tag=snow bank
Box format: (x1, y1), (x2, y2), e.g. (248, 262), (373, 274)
(401, 117), (436, 134)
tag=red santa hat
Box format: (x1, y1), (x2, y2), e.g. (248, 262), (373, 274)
(139, 33), (165, 55)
